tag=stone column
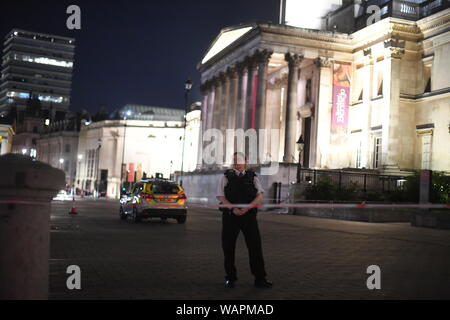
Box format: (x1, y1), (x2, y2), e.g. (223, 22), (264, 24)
(313, 57), (333, 168)
(382, 41), (404, 173)
(0, 154), (65, 299)
(244, 56), (256, 130)
(362, 52), (374, 169)
(220, 72), (230, 166)
(224, 67), (239, 165)
(212, 77), (222, 130)
(206, 81), (215, 132)
(255, 49), (273, 131)
(235, 62), (246, 130)
(220, 72), (230, 134)
(198, 82), (209, 169)
(267, 78), (283, 163)
(283, 53), (303, 163)
(227, 67), (238, 132)
(200, 82), (209, 133)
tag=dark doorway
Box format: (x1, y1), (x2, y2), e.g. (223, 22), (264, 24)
(303, 117), (312, 168)
(100, 170), (108, 196)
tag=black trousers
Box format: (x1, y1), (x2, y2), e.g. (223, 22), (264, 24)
(221, 210), (266, 281)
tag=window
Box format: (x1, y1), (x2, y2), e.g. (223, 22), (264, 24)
(421, 135), (432, 169)
(132, 183), (144, 195)
(424, 65), (432, 93)
(87, 150), (95, 177)
(65, 144), (70, 153)
(373, 137), (382, 169)
(356, 140), (362, 169)
(374, 60), (384, 98)
(377, 80), (383, 96)
(352, 66), (364, 103)
(151, 183), (180, 194)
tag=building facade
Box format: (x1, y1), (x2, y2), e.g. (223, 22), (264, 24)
(0, 124), (14, 155)
(11, 96), (44, 158)
(75, 105), (200, 199)
(36, 117), (80, 186)
(0, 29), (75, 118)
(197, 3), (450, 175)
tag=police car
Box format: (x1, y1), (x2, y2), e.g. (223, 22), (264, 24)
(119, 179), (187, 223)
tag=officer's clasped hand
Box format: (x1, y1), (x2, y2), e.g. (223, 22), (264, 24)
(232, 208), (248, 216)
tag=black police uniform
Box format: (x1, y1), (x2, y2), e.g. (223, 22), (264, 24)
(221, 169), (267, 282)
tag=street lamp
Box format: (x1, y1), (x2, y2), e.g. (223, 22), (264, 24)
(95, 139), (102, 198)
(77, 154), (83, 197)
(296, 136), (305, 183)
(120, 110), (132, 193)
(180, 79), (192, 187)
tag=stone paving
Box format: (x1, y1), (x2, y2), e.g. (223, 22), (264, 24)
(49, 199), (450, 300)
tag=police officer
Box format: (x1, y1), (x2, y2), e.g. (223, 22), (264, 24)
(216, 152), (272, 288)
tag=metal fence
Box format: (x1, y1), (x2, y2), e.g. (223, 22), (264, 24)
(297, 168), (407, 193)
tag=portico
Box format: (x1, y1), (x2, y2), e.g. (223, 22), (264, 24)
(197, 11), (450, 175)
(198, 23), (352, 170)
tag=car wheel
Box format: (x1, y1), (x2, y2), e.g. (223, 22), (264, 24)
(176, 216), (186, 224)
(132, 207), (141, 223)
(119, 207), (127, 220)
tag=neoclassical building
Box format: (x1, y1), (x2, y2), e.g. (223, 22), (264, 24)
(75, 105), (201, 199)
(197, 2), (450, 175)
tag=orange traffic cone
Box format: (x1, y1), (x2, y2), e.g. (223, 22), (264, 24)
(69, 197), (78, 215)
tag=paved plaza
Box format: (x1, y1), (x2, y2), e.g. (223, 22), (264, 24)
(49, 199), (450, 300)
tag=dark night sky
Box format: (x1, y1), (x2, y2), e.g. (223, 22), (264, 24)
(1, 0), (278, 114)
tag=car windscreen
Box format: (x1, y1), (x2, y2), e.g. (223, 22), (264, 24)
(151, 183), (179, 194)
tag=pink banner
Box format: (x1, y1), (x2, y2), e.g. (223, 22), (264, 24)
(331, 63), (351, 144)
(128, 163), (134, 182)
(332, 86), (350, 128)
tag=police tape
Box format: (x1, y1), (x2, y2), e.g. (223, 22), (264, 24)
(1, 199), (448, 210)
(189, 202), (450, 210)
(0, 200), (50, 206)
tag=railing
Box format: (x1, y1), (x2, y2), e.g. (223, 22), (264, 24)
(297, 168), (407, 193)
(354, 0), (449, 31)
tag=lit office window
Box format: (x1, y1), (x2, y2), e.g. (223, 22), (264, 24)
(6, 91), (65, 103)
(11, 53), (73, 68)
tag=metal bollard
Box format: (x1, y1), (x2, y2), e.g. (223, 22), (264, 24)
(0, 154), (65, 299)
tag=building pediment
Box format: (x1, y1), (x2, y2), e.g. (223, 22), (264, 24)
(200, 24), (257, 66)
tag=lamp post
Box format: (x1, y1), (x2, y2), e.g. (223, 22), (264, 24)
(77, 154), (83, 197)
(120, 110), (132, 193)
(296, 136), (305, 183)
(180, 79), (192, 187)
(95, 139), (102, 198)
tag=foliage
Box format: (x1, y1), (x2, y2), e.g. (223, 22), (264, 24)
(302, 171), (450, 203)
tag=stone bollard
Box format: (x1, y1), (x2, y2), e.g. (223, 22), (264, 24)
(0, 154), (65, 299)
